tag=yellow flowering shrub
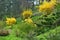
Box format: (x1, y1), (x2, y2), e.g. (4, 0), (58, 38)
(38, 0), (57, 13)
(22, 9), (32, 19)
(6, 17), (16, 25)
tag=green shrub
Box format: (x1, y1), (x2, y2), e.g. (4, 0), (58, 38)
(37, 26), (60, 40)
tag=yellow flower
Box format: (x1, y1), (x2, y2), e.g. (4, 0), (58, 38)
(24, 18), (33, 24)
(39, 4), (46, 12)
(38, 0), (56, 12)
(6, 17), (16, 25)
(22, 9), (32, 19)
(6, 18), (11, 21)
(50, 0), (57, 5)
(6, 21), (12, 25)
(10, 18), (16, 24)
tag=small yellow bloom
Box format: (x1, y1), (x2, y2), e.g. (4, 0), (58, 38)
(22, 9), (32, 19)
(24, 18), (33, 24)
(6, 18), (11, 21)
(10, 18), (16, 24)
(6, 21), (9, 25)
(6, 21), (12, 25)
(6, 17), (16, 25)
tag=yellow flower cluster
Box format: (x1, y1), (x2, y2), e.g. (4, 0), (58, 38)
(6, 17), (16, 25)
(24, 18), (37, 27)
(24, 18), (33, 24)
(38, 0), (57, 12)
(22, 9), (32, 19)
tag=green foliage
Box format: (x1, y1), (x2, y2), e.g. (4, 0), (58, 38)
(14, 21), (37, 40)
(37, 26), (60, 40)
(0, 21), (6, 29)
(0, 2), (60, 40)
